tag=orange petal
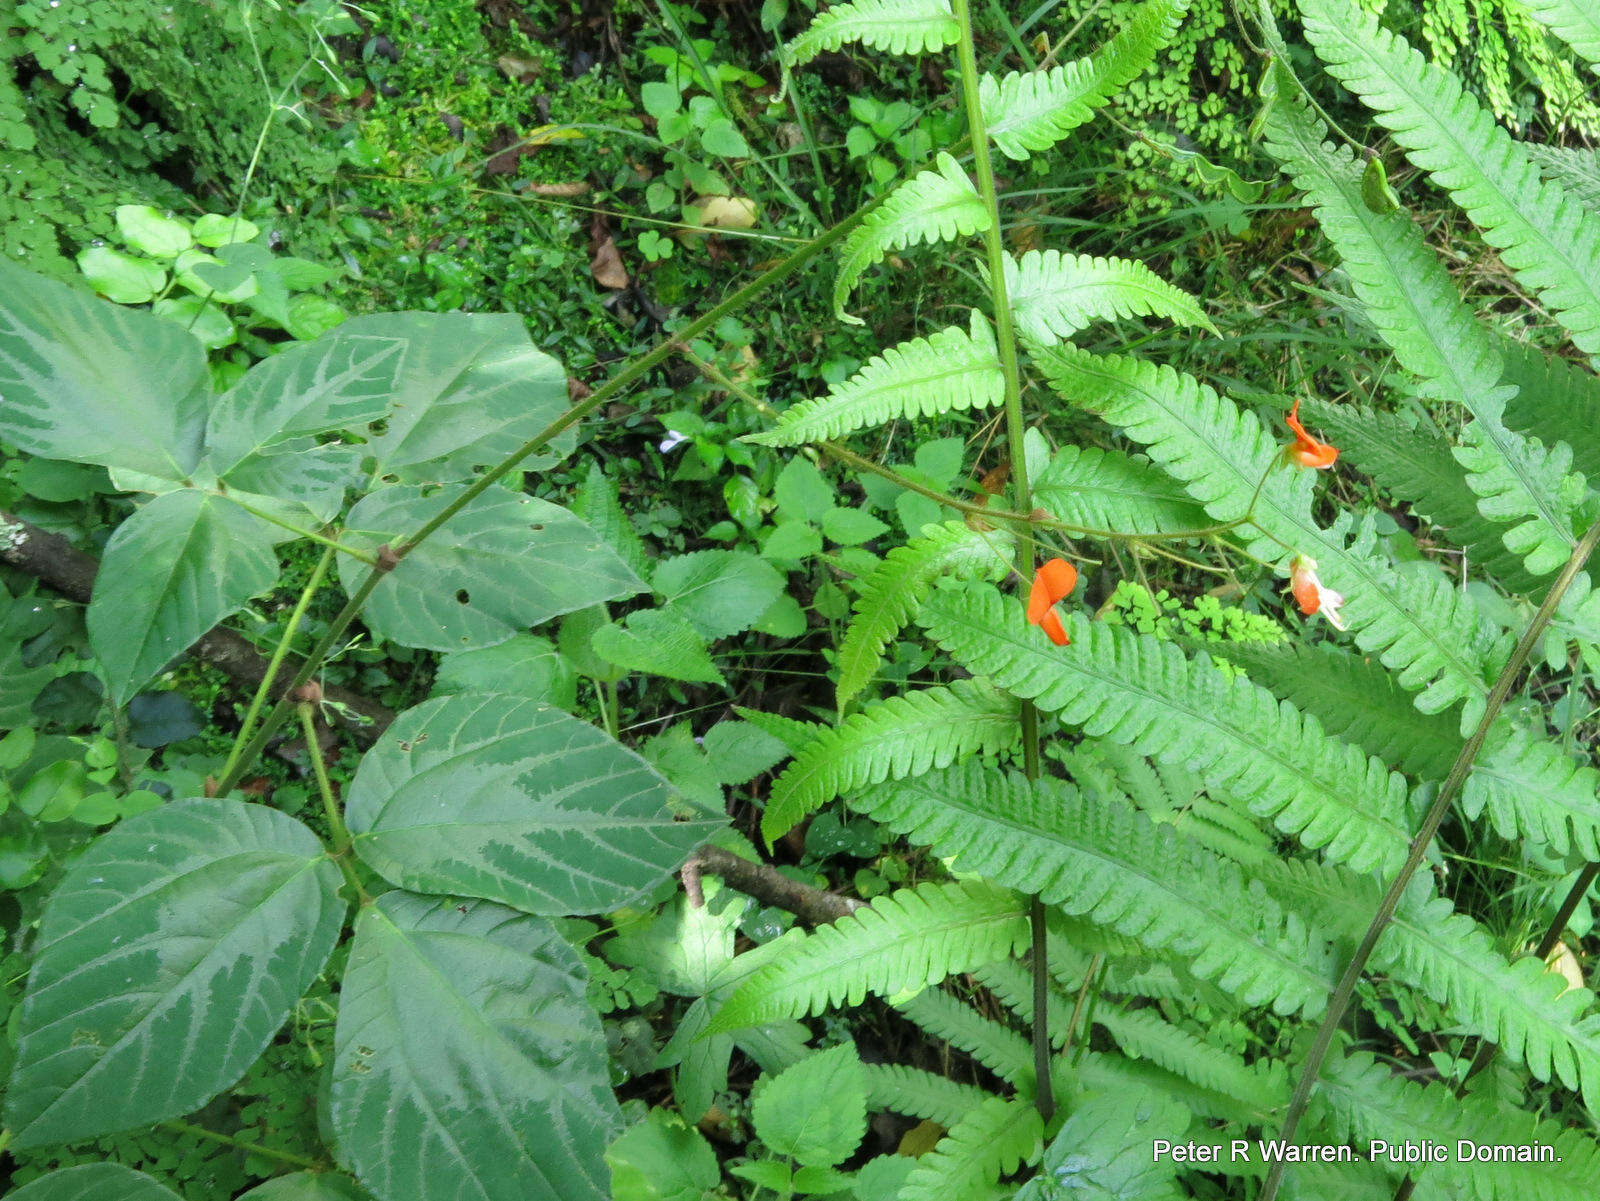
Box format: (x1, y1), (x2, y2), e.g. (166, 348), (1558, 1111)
(1291, 574), (1321, 617)
(1040, 609), (1069, 645)
(1294, 443), (1340, 469)
(1284, 399), (1312, 443)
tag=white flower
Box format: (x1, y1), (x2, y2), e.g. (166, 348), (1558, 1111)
(659, 430), (689, 453)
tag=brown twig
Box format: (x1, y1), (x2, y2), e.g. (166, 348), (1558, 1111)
(686, 844), (862, 925)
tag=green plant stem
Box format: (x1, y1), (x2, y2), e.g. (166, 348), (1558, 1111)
(298, 701), (364, 899)
(212, 197), (875, 799)
(0, 1127), (11, 1160)
(952, 0), (1052, 1125)
(225, 498), (377, 564)
(219, 544), (337, 788)
(1259, 515), (1600, 1201)
(160, 1119), (319, 1169)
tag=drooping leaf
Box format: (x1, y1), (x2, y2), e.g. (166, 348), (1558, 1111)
(345, 693), (722, 914)
(5, 1164), (184, 1201)
(338, 484), (643, 652)
(0, 259), (210, 479)
(332, 892), (621, 1201)
(4, 801), (344, 1146)
(87, 490), (281, 704)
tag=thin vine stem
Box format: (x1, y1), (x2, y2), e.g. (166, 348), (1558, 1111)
(298, 701), (364, 900)
(219, 544), (337, 788)
(1259, 515), (1600, 1201)
(211, 194), (877, 798)
(952, 0), (1054, 1125)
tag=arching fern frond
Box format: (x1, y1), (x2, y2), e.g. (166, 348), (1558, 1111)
(865, 763), (1337, 1016)
(919, 584), (1417, 875)
(785, 0), (957, 68)
(760, 679), (1020, 844)
(979, 0), (1188, 161)
(834, 152), (989, 322)
(1462, 725), (1600, 861)
(747, 311), (1003, 447)
(1499, 337), (1600, 481)
(1299, 0), (1600, 356)
(898, 1096), (1042, 1201)
(1526, 145), (1600, 217)
(860, 1063), (991, 1126)
(1093, 1006), (1289, 1113)
(1521, 0), (1600, 69)
(1004, 249), (1213, 345)
(1034, 344), (1507, 718)
(1321, 1049), (1600, 1201)
(896, 986), (1034, 1085)
(1263, 91), (1587, 579)
(834, 520), (1011, 710)
(709, 880), (1029, 1033)
(1031, 441), (1209, 534)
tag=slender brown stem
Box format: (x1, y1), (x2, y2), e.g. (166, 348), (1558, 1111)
(1260, 516), (1600, 1201)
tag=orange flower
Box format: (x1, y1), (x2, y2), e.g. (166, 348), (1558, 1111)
(1027, 558), (1078, 646)
(1289, 555), (1347, 631)
(1283, 400), (1339, 469)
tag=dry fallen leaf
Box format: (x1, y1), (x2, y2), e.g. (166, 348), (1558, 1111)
(1547, 941), (1585, 994)
(589, 236), (629, 289)
(691, 195), (760, 230)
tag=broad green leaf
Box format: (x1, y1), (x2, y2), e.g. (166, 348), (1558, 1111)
(76, 246), (166, 303)
(433, 633), (578, 708)
(331, 892), (621, 1201)
(87, 490), (281, 704)
(114, 205), (193, 257)
(151, 295), (237, 349)
(204, 330), (407, 475)
(652, 550), (786, 640)
(237, 1172), (373, 1200)
(345, 694), (723, 914)
(591, 608), (727, 685)
(342, 311), (576, 482)
(1016, 1086), (1189, 1200)
(338, 485), (643, 652)
(220, 441), (363, 525)
(0, 259), (209, 478)
(606, 1109), (721, 1201)
(192, 212), (261, 246)
(6, 1164), (184, 1201)
(750, 1042), (868, 1167)
(4, 801), (345, 1146)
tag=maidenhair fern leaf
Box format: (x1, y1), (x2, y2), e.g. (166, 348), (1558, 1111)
(1034, 344), (1506, 719)
(709, 880), (1029, 1032)
(1521, 0), (1600, 69)
(860, 1063), (990, 1126)
(866, 763), (1336, 1016)
(833, 152), (989, 322)
(898, 1097), (1042, 1201)
(1004, 249), (1213, 344)
(919, 584), (1417, 875)
(1031, 442), (1209, 534)
(747, 312), (1003, 447)
(895, 987), (1034, 1085)
(979, 0), (1188, 161)
(760, 679), (1020, 844)
(1299, 0), (1600, 356)
(785, 0), (958, 67)
(1321, 1049), (1600, 1201)
(834, 520), (1011, 710)
(1263, 91), (1587, 579)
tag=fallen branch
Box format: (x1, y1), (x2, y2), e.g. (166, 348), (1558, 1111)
(686, 844), (862, 925)
(0, 511), (396, 744)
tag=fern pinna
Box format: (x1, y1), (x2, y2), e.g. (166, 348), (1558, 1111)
(701, 0), (1600, 1197)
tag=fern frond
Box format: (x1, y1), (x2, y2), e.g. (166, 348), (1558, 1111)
(1204, 640), (1462, 780)
(1263, 92), (1586, 578)
(1004, 249), (1213, 345)
(833, 152), (989, 322)
(918, 585), (1417, 875)
(1526, 145), (1600, 216)
(860, 1063), (991, 1126)
(1031, 442), (1209, 534)
(1299, 0), (1600, 356)
(1374, 887), (1600, 1113)
(896, 987), (1034, 1085)
(1077, 1049), (1266, 1125)
(1093, 1006), (1289, 1112)
(760, 680), (1020, 844)
(972, 960), (1075, 1048)
(785, 0), (958, 67)
(708, 880), (1030, 1033)
(866, 763), (1337, 1016)
(979, 0), (1188, 161)
(1499, 338), (1600, 481)
(1321, 1049), (1600, 1201)
(898, 1097), (1042, 1201)
(748, 312), (1003, 447)
(732, 706), (819, 753)
(1034, 344), (1506, 718)
(1521, 0), (1600, 69)
(834, 520), (1010, 710)
(1462, 724), (1600, 860)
